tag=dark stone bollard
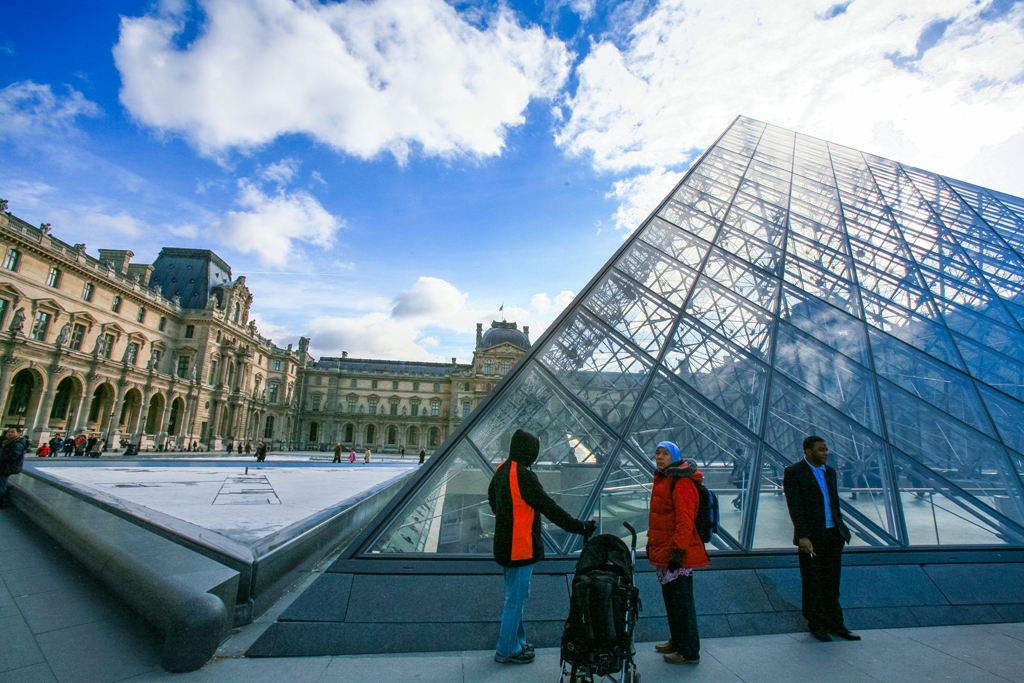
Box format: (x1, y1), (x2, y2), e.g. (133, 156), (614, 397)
(161, 592), (229, 673)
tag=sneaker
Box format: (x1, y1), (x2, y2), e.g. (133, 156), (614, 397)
(654, 641), (675, 653)
(664, 652), (700, 665)
(495, 649), (536, 664)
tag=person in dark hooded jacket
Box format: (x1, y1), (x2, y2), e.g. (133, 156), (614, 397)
(0, 427), (28, 508)
(487, 429), (595, 664)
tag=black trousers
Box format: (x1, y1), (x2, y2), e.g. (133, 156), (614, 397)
(661, 574), (700, 659)
(798, 527), (846, 632)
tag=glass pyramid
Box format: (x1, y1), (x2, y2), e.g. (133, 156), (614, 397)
(359, 116), (1024, 557)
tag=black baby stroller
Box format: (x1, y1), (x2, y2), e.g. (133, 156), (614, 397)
(559, 522), (641, 683)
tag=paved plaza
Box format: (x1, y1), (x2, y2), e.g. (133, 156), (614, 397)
(2, 493), (1023, 683)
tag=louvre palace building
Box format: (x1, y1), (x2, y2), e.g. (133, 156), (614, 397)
(0, 202), (529, 453)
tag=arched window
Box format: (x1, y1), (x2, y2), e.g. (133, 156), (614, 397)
(264, 415), (274, 439)
(7, 370), (35, 417)
(428, 427), (439, 447)
(387, 425), (397, 445)
(308, 422), (318, 442)
(366, 424), (376, 444)
(407, 426), (419, 446)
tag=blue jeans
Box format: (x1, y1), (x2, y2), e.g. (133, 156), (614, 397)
(496, 564), (533, 657)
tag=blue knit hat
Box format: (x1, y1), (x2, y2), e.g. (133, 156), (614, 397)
(656, 441), (681, 462)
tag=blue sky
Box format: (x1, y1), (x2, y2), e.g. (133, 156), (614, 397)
(3, 0), (1024, 363)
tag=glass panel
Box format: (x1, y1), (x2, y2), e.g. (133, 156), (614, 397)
(752, 449), (799, 549)
(656, 201), (720, 242)
(977, 384), (1024, 456)
(780, 285), (870, 365)
(773, 322), (882, 433)
(663, 316), (769, 432)
(585, 449), (654, 553)
(685, 278), (774, 360)
(723, 205), (787, 247)
(783, 258), (860, 316)
(640, 216), (711, 267)
(614, 242), (698, 308)
(941, 302), (1024, 363)
(702, 248), (780, 312)
(366, 441), (492, 555)
(585, 270), (678, 354)
(628, 371), (759, 546)
(870, 330), (995, 437)
(860, 291), (963, 368)
(764, 375), (900, 541)
(893, 449), (1024, 546)
(671, 184), (728, 220)
(539, 309), (654, 430)
(953, 334), (1024, 403)
(716, 226), (784, 275)
(878, 379), (1024, 525)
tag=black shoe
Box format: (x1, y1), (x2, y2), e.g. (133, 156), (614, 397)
(495, 649), (535, 664)
(810, 628), (832, 642)
(832, 628), (861, 641)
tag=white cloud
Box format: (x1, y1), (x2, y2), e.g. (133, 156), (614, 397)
(260, 158), (299, 185)
(247, 311), (292, 344)
(0, 81), (100, 140)
(213, 180), (342, 268)
(558, 0), (1024, 201)
(114, 0), (571, 161)
(606, 166), (681, 231)
(531, 289), (575, 314)
(391, 276), (468, 321)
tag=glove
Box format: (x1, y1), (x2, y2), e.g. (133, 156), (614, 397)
(581, 520), (597, 539)
(668, 549), (684, 571)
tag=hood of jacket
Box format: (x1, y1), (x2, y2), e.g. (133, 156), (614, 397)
(660, 458), (704, 483)
(508, 429), (539, 466)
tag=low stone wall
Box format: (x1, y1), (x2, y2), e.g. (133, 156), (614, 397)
(248, 551), (1024, 657)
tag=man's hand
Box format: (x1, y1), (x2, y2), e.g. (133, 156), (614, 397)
(582, 520), (597, 539)
(798, 537), (815, 556)
(668, 549), (684, 571)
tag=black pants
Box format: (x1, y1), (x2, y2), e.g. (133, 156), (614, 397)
(798, 527), (846, 632)
(661, 574), (699, 659)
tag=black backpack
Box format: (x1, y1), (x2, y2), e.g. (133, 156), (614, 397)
(671, 477), (720, 543)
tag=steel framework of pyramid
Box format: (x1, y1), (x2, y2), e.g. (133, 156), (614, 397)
(351, 116), (1024, 559)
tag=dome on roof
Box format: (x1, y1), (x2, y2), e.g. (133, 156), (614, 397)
(480, 321), (530, 350)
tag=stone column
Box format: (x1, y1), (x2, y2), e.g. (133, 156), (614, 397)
(73, 373), (99, 434)
(104, 379), (129, 447)
(155, 393), (171, 449)
(130, 388), (153, 444)
(30, 368), (65, 443)
(0, 356), (23, 421)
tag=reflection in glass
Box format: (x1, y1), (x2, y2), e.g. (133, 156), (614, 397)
(367, 441), (492, 555)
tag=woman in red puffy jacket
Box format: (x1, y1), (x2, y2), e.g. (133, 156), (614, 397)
(647, 441), (709, 665)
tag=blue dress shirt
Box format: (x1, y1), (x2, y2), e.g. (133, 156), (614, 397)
(806, 459), (835, 529)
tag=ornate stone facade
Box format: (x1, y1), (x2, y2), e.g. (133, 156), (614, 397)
(295, 320), (530, 453)
(0, 207), (305, 451)
(0, 203), (530, 454)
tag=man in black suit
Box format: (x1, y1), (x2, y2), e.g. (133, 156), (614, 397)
(783, 435), (860, 643)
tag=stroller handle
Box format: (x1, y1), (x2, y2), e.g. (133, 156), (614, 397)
(622, 522), (637, 552)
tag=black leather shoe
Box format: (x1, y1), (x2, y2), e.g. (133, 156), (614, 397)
(832, 628), (861, 641)
(810, 628), (832, 642)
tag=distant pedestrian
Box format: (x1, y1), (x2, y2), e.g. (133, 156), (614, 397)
(648, 441), (709, 665)
(245, 441), (252, 455)
(36, 442), (50, 458)
(89, 436), (104, 458)
(74, 435), (87, 457)
(783, 436), (859, 643)
(364, 447), (371, 464)
(191, 440), (198, 451)
(63, 438), (75, 457)
(419, 448), (426, 464)
(333, 443), (342, 463)
(256, 441), (268, 462)
(400, 446), (405, 459)
(0, 427), (28, 508)
(48, 434), (63, 458)
(227, 441), (234, 454)
(349, 449), (357, 464)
